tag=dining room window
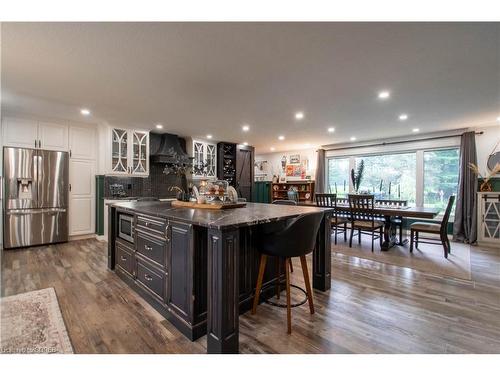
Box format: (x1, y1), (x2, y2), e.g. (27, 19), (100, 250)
(325, 142), (460, 215)
(354, 153), (417, 205)
(423, 148), (460, 215)
(327, 157), (350, 196)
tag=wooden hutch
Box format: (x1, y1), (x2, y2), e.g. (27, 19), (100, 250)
(270, 181), (315, 203)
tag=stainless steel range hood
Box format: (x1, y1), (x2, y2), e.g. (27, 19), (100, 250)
(149, 133), (192, 164)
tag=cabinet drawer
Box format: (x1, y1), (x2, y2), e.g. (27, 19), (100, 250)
(116, 243), (135, 276)
(136, 215), (166, 237)
(136, 259), (165, 299)
(136, 230), (166, 267)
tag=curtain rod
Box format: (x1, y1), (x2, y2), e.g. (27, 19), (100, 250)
(322, 131), (483, 152)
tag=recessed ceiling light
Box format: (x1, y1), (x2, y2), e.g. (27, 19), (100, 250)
(327, 127), (335, 133)
(412, 128), (420, 133)
(295, 112), (304, 120)
(278, 135), (285, 141)
(206, 134), (213, 139)
(243, 142), (248, 146)
(270, 147), (275, 151)
(399, 114), (408, 121)
(350, 136), (357, 141)
(378, 91), (390, 100)
(80, 108), (91, 116)
(242, 124), (250, 132)
(155, 124), (163, 129)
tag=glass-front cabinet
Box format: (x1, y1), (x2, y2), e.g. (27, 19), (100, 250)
(192, 140), (217, 179)
(109, 128), (149, 176)
(477, 192), (500, 245)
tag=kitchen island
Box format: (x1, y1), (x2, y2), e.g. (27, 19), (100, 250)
(107, 201), (333, 354)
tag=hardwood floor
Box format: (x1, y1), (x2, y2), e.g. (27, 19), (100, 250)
(1, 238), (499, 354)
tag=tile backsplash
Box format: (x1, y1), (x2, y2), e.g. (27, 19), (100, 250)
(104, 163), (184, 198)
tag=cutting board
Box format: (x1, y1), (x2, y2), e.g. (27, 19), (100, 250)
(171, 200), (246, 210)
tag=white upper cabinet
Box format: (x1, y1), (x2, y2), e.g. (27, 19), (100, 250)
(191, 139), (217, 179)
(2, 117), (39, 149)
(108, 127), (149, 176)
(2, 117), (69, 151)
(69, 125), (96, 160)
(39, 121), (69, 151)
(131, 130), (149, 176)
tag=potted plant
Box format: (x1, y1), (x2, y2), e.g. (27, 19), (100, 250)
(350, 160), (365, 193)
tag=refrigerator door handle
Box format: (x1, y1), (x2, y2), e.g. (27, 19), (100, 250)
(37, 154), (43, 208)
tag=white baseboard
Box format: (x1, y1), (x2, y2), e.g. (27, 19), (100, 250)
(96, 235), (107, 242)
(69, 234), (97, 241)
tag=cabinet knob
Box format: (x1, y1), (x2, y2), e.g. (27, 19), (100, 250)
(144, 274), (153, 281)
(120, 256), (127, 261)
(144, 245), (152, 251)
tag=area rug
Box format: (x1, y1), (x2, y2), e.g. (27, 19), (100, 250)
(332, 235), (472, 280)
(0, 288), (74, 354)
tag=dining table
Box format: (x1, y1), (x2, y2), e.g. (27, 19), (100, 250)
(300, 200), (440, 250)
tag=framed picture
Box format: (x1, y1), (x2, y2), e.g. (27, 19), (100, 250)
(279, 175), (287, 183)
(289, 154), (300, 164)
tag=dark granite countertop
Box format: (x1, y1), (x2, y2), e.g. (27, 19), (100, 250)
(109, 201), (332, 230)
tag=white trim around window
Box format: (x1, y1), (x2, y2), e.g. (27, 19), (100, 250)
(325, 135), (461, 209)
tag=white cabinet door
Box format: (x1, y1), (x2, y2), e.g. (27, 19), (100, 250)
(192, 140), (217, 179)
(107, 128), (149, 176)
(69, 159), (95, 235)
(2, 117), (39, 148)
(69, 125), (96, 159)
(39, 121), (69, 151)
(130, 131), (149, 176)
(110, 128), (130, 175)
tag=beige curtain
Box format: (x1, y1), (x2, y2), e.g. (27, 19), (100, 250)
(315, 149), (325, 194)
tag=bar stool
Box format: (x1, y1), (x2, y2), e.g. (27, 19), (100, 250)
(252, 212), (324, 334)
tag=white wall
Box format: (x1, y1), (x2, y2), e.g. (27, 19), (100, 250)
(255, 148), (317, 181)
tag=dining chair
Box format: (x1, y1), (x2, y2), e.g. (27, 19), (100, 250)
(252, 212), (324, 334)
(348, 194), (384, 252)
(376, 199), (408, 244)
(409, 195), (455, 258)
(315, 193), (349, 244)
(287, 188), (299, 203)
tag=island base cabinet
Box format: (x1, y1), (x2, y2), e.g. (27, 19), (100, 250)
(110, 209), (295, 344)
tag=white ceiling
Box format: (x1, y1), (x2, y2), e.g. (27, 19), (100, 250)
(2, 22), (499, 152)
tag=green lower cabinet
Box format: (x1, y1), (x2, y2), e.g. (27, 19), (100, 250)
(253, 181), (271, 203)
(96, 175), (105, 235)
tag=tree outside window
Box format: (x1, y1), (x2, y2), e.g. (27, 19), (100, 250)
(424, 148), (459, 215)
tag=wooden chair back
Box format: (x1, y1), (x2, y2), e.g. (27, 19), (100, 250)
(376, 199), (408, 207)
(315, 193), (337, 208)
(348, 194), (375, 222)
(440, 195), (455, 235)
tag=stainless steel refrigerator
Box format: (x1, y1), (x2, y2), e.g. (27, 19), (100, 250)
(3, 147), (69, 249)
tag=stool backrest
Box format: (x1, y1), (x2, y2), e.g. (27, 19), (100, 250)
(348, 194), (375, 222)
(266, 212), (324, 257)
(272, 199), (297, 206)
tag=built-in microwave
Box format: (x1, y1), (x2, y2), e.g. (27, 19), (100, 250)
(118, 213), (134, 243)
